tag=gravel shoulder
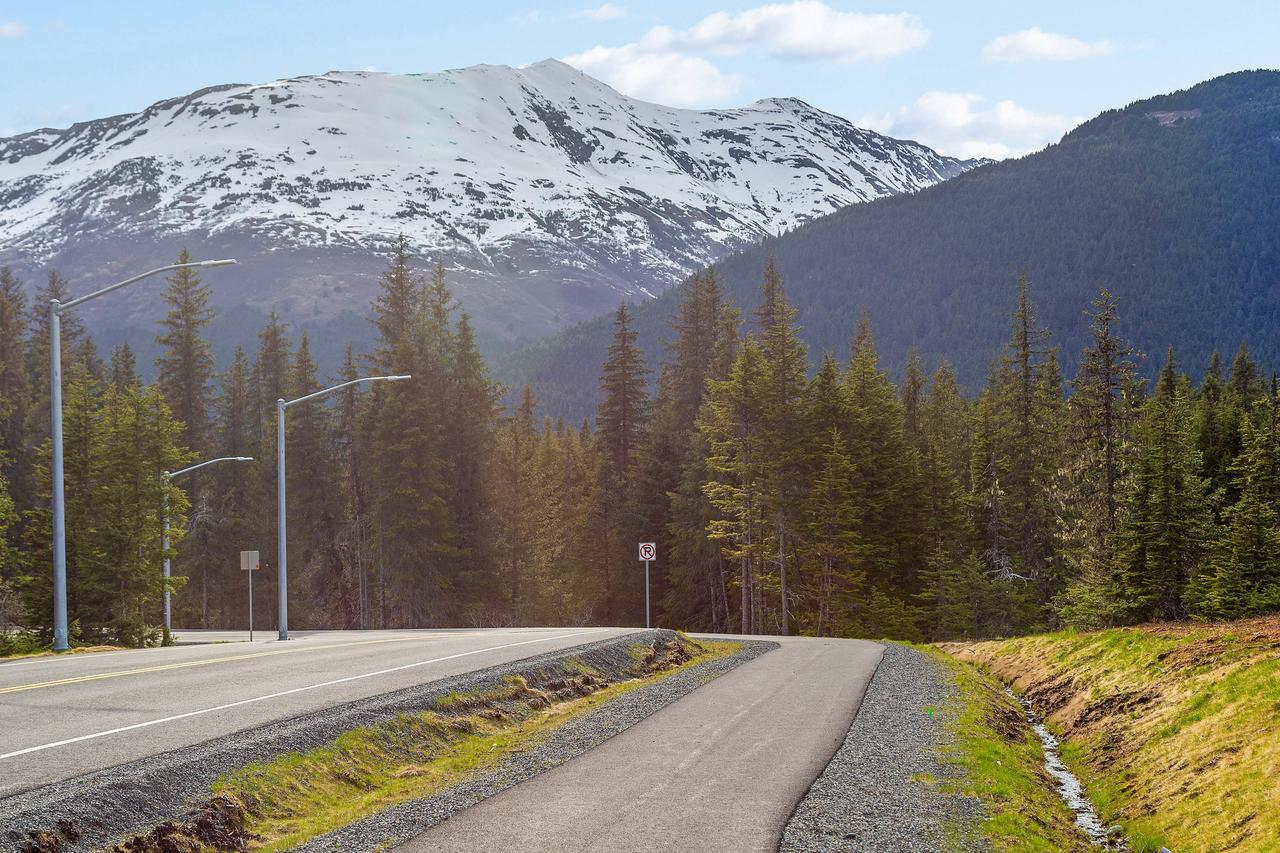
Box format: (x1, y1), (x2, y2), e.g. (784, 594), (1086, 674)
(780, 642), (985, 853)
(2, 629), (745, 852)
(300, 638), (776, 851)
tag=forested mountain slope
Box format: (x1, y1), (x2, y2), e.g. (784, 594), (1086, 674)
(502, 70), (1280, 420)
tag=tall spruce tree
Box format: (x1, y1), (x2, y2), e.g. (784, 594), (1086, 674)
(1188, 380), (1280, 619)
(1113, 349), (1216, 621)
(702, 340), (768, 633)
(594, 303), (650, 623)
(1056, 290), (1142, 629)
(0, 268), (30, 550)
(752, 257), (807, 635)
(156, 248), (215, 454)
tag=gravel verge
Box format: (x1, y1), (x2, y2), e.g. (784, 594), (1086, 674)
(780, 643), (985, 853)
(298, 638), (775, 851)
(2, 629), (768, 852)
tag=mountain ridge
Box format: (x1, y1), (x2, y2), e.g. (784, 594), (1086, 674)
(0, 58), (980, 371)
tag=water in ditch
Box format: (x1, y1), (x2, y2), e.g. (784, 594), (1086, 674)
(1006, 687), (1127, 850)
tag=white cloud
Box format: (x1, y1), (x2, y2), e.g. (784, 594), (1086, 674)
(573, 4), (629, 22)
(564, 44), (741, 105)
(511, 9), (541, 26)
(643, 2), (928, 61)
(0, 22), (28, 38)
(983, 27), (1113, 62)
(863, 91), (1082, 160)
(563, 2), (927, 107)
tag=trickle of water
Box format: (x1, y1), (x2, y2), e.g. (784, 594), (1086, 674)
(1006, 687), (1127, 851)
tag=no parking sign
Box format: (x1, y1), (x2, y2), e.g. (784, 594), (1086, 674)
(639, 542), (656, 561)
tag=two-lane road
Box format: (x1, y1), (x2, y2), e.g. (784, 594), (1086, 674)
(0, 627), (629, 796)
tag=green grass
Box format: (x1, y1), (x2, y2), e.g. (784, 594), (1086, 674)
(917, 646), (1092, 852)
(210, 638), (741, 850)
(947, 617), (1280, 853)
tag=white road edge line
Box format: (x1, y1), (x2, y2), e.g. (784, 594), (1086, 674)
(0, 629), (603, 760)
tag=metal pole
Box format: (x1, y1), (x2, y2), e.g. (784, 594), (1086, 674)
(160, 456), (251, 634)
(277, 398), (288, 641)
(161, 480), (171, 632)
(248, 559), (254, 642)
(645, 560), (651, 629)
(49, 300), (68, 651)
(45, 260), (237, 653)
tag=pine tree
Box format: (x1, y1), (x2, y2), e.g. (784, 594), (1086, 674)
(0, 466), (21, 580)
(922, 361), (971, 491)
(0, 268), (30, 551)
(109, 343), (138, 392)
(443, 312), (499, 609)
(844, 319), (919, 601)
(799, 429), (867, 636)
(285, 334), (346, 627)
(661, 292), (739, 632)
(203, 346), (254, 628)
(993, 275), (1058, 589)
(1189, 381), (1280, 619)
(702, 340), (768, 633)
(1056, 292), (1142, 629)
(362, 245), (452, 626)
(1113, 349), (1216, 621)
(902, 348), (927, 452)
(594, 303), (650, 622)
(496, 387), (538, 615)
(156, 248), (215, 454)
(752, 257), (807, 634)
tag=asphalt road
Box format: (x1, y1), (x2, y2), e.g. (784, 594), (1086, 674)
(0, 627), (629, 797)
(402, 635), (885, 853)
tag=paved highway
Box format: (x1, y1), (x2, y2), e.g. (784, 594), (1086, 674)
(0, 627), (628, 796)
(403, 636), (884, 853)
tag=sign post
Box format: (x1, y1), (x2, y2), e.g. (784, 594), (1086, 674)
(638, 542), (656, 629)
(240, 550), (260, 641)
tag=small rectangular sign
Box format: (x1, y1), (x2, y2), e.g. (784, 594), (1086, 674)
(240, 550), (260, 571)
(638, 542), (656, 561)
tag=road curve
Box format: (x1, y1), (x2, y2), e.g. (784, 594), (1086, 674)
(0, 627), (631, 796)
(401, 635), (884, 853)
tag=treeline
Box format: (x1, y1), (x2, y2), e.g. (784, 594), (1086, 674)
(509, 258), (1280, 637)
(3, 245), (1280, 646)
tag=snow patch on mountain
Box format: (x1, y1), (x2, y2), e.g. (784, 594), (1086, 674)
(0, 59), (981, 348)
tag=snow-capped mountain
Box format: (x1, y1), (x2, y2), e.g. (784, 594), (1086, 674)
(0, 59), (981, 353)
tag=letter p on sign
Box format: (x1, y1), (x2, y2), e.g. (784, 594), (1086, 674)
(639, 542), (656, 561)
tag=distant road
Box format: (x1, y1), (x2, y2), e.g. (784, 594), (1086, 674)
(0, 627), (628, 796)
(403, 636), (884, 853)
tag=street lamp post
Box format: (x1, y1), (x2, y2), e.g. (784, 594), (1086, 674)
(276, 374), (411, 640)
(162, 456), (254, 633)
(47, 259), (238, 650)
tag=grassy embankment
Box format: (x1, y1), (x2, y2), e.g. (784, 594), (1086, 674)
(916, 645), (1094, 852)
(113, 635), (740, 852)
(945, 617), (1280, 853)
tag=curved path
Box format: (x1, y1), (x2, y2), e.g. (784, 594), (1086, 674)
(402, 636), (884, 853)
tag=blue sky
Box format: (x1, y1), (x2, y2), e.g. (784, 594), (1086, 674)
(0, 1), (1276, 158)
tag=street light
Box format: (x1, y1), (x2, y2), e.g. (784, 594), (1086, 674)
(276, 374), (411, 640)
(162, 456), (254, 633)
(49, 259), (238, 651)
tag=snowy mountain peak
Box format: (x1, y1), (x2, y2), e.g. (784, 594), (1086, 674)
(0, 60), (983, 351)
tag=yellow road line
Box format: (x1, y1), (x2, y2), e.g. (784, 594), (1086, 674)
(0, 635), (463, 695)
